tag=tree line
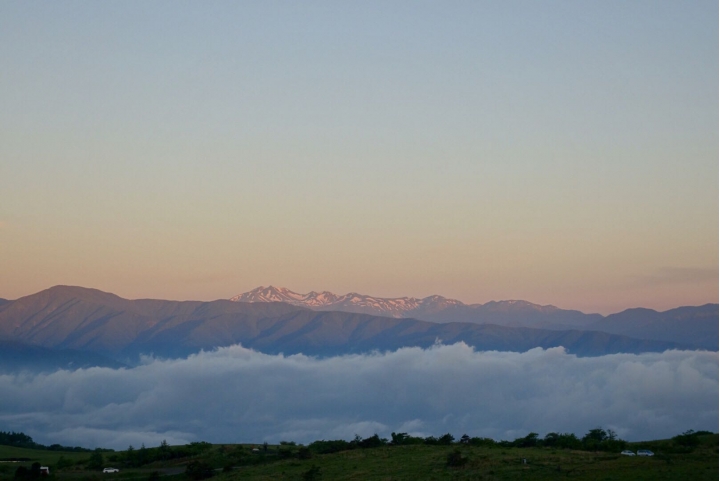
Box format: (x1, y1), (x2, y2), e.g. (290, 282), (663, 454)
(303, 427), (630, 455)
(4, 426), (714, 477)
(0, 431), (101, 453)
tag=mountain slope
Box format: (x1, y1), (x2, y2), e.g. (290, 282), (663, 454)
(590, 304), (719, 350)
(0, 286), (697, 363)
(230, 287), (718, 348)
(231, 286), (599, 329)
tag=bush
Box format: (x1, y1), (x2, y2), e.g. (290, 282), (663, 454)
(446, 449), (468, 467)
(297, 447), (312, 460)
(86, 450), (104, 471)
(278, 448), (294, 459)
(14, 467), (29, 479)
(673, 430), (701, 448)
(185, 461), (214, 480)
(309, 440), (348, 454)
(469, 437), (496, 448)
(358, 434), (386, 449)
(302, 465), (321, 481)
(543, 432), (581, 450)
(14, 463), (44, 480)
(390, 432), (424, 446)
(514, 433), (539, 448)
(56, 456), (74, 469)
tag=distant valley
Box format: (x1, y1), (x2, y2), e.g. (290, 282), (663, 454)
(0, 286), (715, 371)
(0, 340), (125, 373)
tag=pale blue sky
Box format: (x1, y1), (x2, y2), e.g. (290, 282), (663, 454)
(0, 1), (717, 313)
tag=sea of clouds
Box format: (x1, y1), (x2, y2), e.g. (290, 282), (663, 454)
(0, 343), (716, 450)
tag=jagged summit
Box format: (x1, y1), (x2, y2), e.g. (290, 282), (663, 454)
(232, 286), (438, 317)
(230, 287), (506, 318)
(228, 286), (593, 325)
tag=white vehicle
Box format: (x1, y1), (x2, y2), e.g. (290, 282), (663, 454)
(620, 450), (635, 456)
(103, 468), (120, 473)
(636, 450), (654, 457)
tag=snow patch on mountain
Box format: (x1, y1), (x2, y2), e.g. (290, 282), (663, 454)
(231, 286), (486, 318)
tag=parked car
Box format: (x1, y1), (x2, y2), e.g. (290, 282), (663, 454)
(102, 468), (120, 473)
(636, 450), (654, 457)
(620, 450), (636, 456)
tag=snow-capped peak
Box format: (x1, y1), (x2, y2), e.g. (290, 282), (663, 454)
(230, 287), (463, 318)
(230, 286), (304, 303)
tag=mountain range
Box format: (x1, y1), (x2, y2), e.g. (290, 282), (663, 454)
(0, 286), (715, 372)
(232, 286), (718, 348)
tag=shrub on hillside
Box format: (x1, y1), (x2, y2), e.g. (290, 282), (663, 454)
(297, 447), (313, 459)
(424, 433), (455, 445)
(302, 465), (321, 481)
(468, 437), (496, 448)
(446, 449), (468, 467)
(185, 461), (214, 480)
(673, 430), (701, 447)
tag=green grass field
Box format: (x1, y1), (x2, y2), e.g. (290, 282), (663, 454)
(1, 435), (717, 481)
(0, 445), (90, 465)
(218, 440), (719, 481)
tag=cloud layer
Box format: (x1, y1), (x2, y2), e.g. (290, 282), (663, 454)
(0, 344), (716, 450)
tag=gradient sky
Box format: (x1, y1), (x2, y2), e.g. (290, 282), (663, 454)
(0, 1), (717, 314)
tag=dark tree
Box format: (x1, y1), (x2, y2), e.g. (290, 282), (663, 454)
(14, 466), (29, 479)
(673, 430), (701, 447)
(358, 434), (385, 448)
(297, 447), (312, 460)
(56, 456), (73, 469)
(583, 428), (608, 443)
(469, 437), (496, 447)
(158, 440), (170, 460)
(87, 450), (104, 470)
(514, 432), (539, 448)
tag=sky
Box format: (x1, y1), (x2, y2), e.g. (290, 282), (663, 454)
(1, 344), (717, 449)
(0, 1), (717, 314)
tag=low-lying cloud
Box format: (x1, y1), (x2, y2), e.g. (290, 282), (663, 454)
(0, 344), (716, 450)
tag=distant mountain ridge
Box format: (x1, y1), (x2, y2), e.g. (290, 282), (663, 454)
(232, 286), (718, 350)
(231, 286), (563, 321)
(0, 286), (707, 367)
(231, 286), (464, 318)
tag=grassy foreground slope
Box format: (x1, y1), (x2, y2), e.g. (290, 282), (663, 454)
(0, 434), (717, 481)
(0, 445), (90, 465)
(220, 440), (718, 480)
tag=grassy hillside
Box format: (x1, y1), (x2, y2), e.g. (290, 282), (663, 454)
(218, 438), (719, 480)
(0, 434), (716, 480)
(0, 445), (91, 464)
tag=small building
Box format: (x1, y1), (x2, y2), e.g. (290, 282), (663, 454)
(39, 467), (50, 476)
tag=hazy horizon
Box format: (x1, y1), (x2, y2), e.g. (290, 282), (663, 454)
(2, 283), (718, 317)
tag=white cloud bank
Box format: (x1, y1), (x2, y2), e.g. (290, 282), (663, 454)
(0, 344), (716, 450)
